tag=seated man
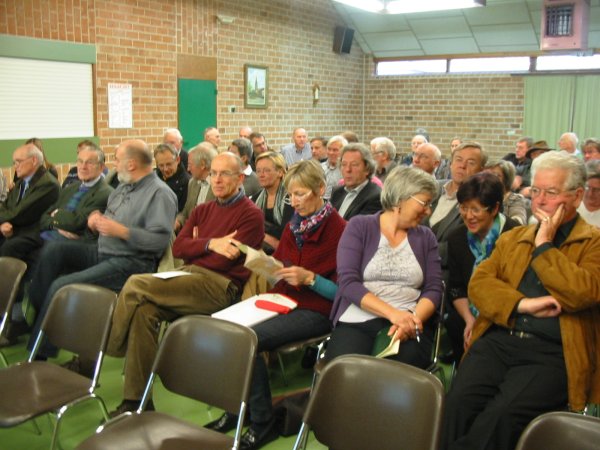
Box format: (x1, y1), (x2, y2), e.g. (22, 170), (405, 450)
(154, 143), (190, 212)
(106, 152), (264, 414)
(0, 143), (60, 261)
(229, 138), (261, 198)
(442, 151), (600, 450)
(62, 140), (110, 188)
(412, 142), (442, 177)
(27, 139), (177, 358)
(39, 143), (113, 243)
(321, 135), (347, 200)
(174, 142), (217, 232)
(162, 127), (188, 170)
(370, 137), (397, 183)
(331, 143), (382, 220)
(281, 127), (311, 167)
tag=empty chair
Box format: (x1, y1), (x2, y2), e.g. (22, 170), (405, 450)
(293, 354), (445, 450)
(515, 411), (600, 450)
(0, 283), (116, 449)
(77, 315), (258, 450)
(0, 256), (27, 365)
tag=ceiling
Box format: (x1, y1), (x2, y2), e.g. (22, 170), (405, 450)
(331, 0), (600, 59)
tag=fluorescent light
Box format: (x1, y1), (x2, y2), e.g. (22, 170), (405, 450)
(332, 0), (385, 13)
(333, 0), (485, 14)
(386, 0), (485, 14)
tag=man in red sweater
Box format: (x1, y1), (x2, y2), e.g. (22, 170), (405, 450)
(105, 152), (265, 415)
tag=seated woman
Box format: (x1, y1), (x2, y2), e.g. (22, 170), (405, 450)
(206, 159), (346, 450)
(485, 160), (529, 225)
(253, 152), (293, 254)
(326, 166), (443, 369)
(445, 172), (520, 363)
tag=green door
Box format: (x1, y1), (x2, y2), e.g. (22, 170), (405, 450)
(178, 78), (217, 150)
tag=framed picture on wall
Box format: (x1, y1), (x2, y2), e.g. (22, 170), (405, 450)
(244, 64), (268, 109)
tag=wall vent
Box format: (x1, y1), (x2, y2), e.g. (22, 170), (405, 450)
(541, 0), (589, 50)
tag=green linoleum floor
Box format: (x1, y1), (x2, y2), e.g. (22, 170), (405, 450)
(0, 333), (329, 450)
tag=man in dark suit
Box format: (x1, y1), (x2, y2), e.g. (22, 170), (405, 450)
(331, 143), (382, 220)
(0, 143), (60, 261)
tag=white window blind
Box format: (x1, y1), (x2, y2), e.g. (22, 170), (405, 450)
(0, 56), (93, 139)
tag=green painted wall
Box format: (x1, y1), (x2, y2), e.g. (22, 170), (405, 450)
(0, 137), (99, 166)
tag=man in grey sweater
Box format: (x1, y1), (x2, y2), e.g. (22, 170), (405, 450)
(27, 139), (177, 358)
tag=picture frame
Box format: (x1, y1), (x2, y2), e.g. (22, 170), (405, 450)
(244, 64), (268, 109)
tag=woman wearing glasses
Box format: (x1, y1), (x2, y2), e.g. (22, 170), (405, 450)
(445, 172), (520, 362)
(252, 152), (293, 254)
(206, 159), (345, 449)
(326, 166), (443, 369)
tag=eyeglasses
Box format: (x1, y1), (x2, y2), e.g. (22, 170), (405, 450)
(13, 156), (33, 166)
(209, 170), (239, 178)
(409, 196), (432, 209)
(412, 152), (431, 160)
(459, 205), (490, 216)
(530, 186), (576, 199)
(585, 186), (600, 195)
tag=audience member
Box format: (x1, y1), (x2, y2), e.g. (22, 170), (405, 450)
(106, 152), (264, 415)
(26, 139), (177, 359)
(174, 142), (217, 232)
(326, 166), (442, 369)
(521, 140), (553, 198)
(154, 143), (190, 212)
(485, 160), (528, 224)
(331, 143), (382, 220)
(310, 136), (328, 162)
(558, 131), (580, 156)
(582, 138), (600, 162)
(229, 138), (261, 198)
(253, 152), (293, 253)
(341, 130), (359, 143)
(163, 128), (188, 169)
(249, 132), (271, 170)
(436, 137), (461, 180)
(578, 160), (600, 227)
(426, 142), (486, 268)
(412, 142), (441, 176)
(442, 151), (600, 450)
(281, 128), (311, 167)
(399, 134), (427, 166)
(503, 136), (532, 192)
(445, 173), (519, 363)
(62, 140), (109, 188)
(206, 159), (345, 450)
(204, 126), (221, 150)
(370, 137), (397, 183)
(23, 138), (59, 180)
(321, 135), (347, 200)
(239, 126), (253, 139)
(0, 143), (60, 261)
(0, 171), (7, 203)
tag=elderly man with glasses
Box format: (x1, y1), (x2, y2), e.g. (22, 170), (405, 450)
(442, 151), (600, 450)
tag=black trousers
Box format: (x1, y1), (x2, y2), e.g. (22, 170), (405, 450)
(442, 328), (568, 450)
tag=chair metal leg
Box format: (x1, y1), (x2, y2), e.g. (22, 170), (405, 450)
(0, 350), (8, 368)
(292, 423), (310, 450)
(276, 351), (288, 386)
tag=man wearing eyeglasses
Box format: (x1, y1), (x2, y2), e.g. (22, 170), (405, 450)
(442, 151), (600, 450)
(105, 151), (264, 416)
(411, 142), (442, 176)
(370, 137), (397, 183)
(0, 143), (60, 261)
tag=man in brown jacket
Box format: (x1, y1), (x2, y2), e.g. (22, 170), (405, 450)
(442, 150), (600, 450)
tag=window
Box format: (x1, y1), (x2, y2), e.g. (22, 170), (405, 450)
(450, 57), (530, 73)
(377, 60), (447, 76)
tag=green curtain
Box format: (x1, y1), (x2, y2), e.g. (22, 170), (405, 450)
(573, 75), (600, 140)
(523, 76), (575, 147)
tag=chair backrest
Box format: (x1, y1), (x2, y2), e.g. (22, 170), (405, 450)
(0, 257), (27, 334)
(38, 284), (117, 361)
(152, 315), (258, 414)
(302, 355), (445, 450)
(515, 411), (600, 450)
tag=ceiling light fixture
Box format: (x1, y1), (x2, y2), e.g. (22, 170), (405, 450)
(333, 0), (486, 14)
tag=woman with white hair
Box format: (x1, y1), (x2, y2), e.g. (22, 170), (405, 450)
(578, 160), (600, 228)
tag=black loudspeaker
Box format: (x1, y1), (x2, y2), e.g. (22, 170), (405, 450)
(333, 25), (354, 54)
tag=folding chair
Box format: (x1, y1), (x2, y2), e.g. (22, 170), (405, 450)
(293, 355), (445, 450)
(272, 332), (330, 385)
(0, 283), (116, 449)
(76, 315), (258, 450)
(426, 281), (447, 388)
(0, 256), (28, 366)
(515, 411), (600, 450)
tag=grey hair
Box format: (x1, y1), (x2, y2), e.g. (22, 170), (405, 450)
(454, 141), (488, 167)
(163, 128), (183, 142)
(327, 135), (348, 148)
(517, 136), (534, 148)
(531, 151), (586, 190)
(231, 138), (253, 159)
(153, 143), (177, 159)
(585, 159), (600, 181)
(341, 143), (376, 178)
(486, 159), (515, 193)
(189, 141), (218, 168)
(25, 144), (44, 167)
(562, 132), (579, 148)
(419, 143), (442, 162)
(381, 166), (438, 211)
(371, 137), (396, 160)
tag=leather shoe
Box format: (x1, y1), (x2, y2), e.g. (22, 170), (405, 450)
(240, 421), (279, 450)
(204, 412), (239, 433)
(60, 356), (96, 379)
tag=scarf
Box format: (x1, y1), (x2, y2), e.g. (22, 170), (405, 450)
(290, 201), (332, 249)
(253, 182), (286, 225)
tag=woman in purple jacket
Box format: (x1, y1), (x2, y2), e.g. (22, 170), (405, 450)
(327, 166), (443, 368)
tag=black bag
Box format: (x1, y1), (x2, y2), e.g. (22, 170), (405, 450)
(273, 389), (311, 436)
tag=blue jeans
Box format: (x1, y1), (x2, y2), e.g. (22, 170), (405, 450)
(248, 309), (331, 425)
(27, 240), (156, 357)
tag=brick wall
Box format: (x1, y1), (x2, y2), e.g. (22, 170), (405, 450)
(364, 61), (525, 161)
